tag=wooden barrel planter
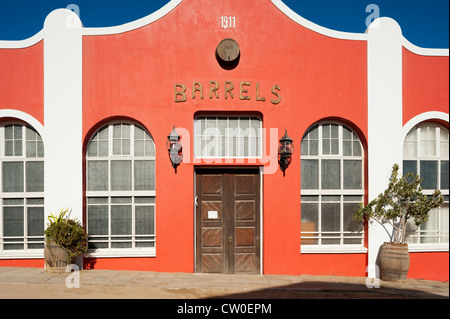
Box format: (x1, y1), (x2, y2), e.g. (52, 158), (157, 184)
(44, 240), (73, 273)
(379, 242), (410, 281)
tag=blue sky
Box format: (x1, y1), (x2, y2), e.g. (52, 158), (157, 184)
(0, 0), (448, 48)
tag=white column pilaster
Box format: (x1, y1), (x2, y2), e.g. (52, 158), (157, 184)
(43, 9), (83, 222)
(366, 17), (403, 278)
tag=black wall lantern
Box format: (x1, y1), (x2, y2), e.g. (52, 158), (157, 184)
(167, 126), (183, 170)
(278, 129), (294, 175)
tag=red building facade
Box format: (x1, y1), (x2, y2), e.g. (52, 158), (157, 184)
(0, 0), (448, 281)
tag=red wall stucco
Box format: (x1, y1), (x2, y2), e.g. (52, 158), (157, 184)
(81, 0), (368, 276)
(0, 41), (44, 125)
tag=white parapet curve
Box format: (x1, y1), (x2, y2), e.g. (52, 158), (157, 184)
(82, 0), (182, 36)
(271, 0), (367, 41)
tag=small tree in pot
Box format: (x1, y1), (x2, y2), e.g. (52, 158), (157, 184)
(44, 208), (87, 273)
(354, 164), (443, 281)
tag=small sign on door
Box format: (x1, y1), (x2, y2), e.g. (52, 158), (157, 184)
(208, 210), (218, 219)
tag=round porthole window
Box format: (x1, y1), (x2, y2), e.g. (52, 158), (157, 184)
(216, 38), (240, 69)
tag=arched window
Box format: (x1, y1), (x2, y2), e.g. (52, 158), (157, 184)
(403, 122), (449, 244)
(0, 123), (44, 253)
(300, 122), (364, 248)
(86, 122), (156, 255)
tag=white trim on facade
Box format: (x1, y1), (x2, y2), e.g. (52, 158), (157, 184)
(0, 31), (43, 49)
(301, 245), (367, 254)
(0, 110), (45, 141)
(43, 9), (83, 240)
(82, 0), (182, 36)
(271, 0), (367, 41)
(402, 112), (450, 141)
(402, 38), (449, 57)
(366, 17), (404, 279)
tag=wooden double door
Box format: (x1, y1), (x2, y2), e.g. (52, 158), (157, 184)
(195, 168), (261, 274)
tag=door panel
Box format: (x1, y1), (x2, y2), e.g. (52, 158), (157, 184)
(196, 169), (260, 274)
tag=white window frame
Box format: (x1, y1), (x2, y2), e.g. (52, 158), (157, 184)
(85, 121), (156, 258)
(300, 122), (366, 254)
(194, 115), (263, 159)
(403, 122), (449, 252)
(0, 122), (44, 258)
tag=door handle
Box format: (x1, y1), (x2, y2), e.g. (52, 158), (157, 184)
(229, 237), (232, 248)
(194, 196), (198, 207)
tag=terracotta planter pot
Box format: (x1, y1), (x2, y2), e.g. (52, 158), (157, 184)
(44, 240), (73, 273)
(379, 242), (410, 281)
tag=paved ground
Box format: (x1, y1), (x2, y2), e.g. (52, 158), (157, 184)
(0, 266), (448, 300)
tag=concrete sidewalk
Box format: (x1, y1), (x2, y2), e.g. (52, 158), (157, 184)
(0, 266), (448, 299)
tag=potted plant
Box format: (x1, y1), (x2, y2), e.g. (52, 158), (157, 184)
(354, 164), (443, 281)
(44, 208), (87, 273)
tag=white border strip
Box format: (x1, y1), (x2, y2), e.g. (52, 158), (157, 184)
(271, 0), (367, 41)
(0, 109), (45, 140)
(0, 30), (43, 49)
(403, 38), (449, 56)
(402, 111), (449, 141)
(82, 0), (182, 35)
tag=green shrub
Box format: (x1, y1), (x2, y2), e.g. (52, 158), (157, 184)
(44, 208), (87, 263)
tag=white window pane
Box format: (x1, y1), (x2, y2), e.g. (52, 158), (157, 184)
(144, 140), (155, 157)
(420, 161), (438, 189)
(3, 162), (24, 192)
(343, 160), (362, 189)
(111, 160), (132, 191)
(353, 140), (362, 156)
(113, 139), (121, 155)
(122, 124), (130, 138)
(37, 141), (44, 157)
(321, 160), (340, 189)
(88, 204), (108, 235)
(343, 203), (362, 232)
(135, 140), (144, 156)
(99, 141), (108, 157)
(194, 116), (261, 158)
(111, 205), (132, 235)
(321, 203), (340, 232)
(440, 128), (449, 156)
(99, 126), (109, 139)
(343, 141), (352, 156)
(441, 161), (449, 189)
(134, 126), (144, 139)
(113, 124), (121, 138)
(14, 125), (22, 139)
(87, 161), (108, 191)
(88, 141), (98, 157)
(27, 207), (44, 237)
(14, 140), (22, 156)
(134, 160), (155, 191)
(322, 138), (330, 154)
(301, 160), (318, 189)
(403, 160), (417, 176)
(4, 141), (13, 156)
(26, 161), (44, 192)
(3, 206), (24, 236)
(26, 141), (36, 157)
(4, 125), (13, 139)
(331, 139), (339, 155)
(26, 127), (36, 140)
(135, 206), (155, 235)
(122, 139), (130, 155)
